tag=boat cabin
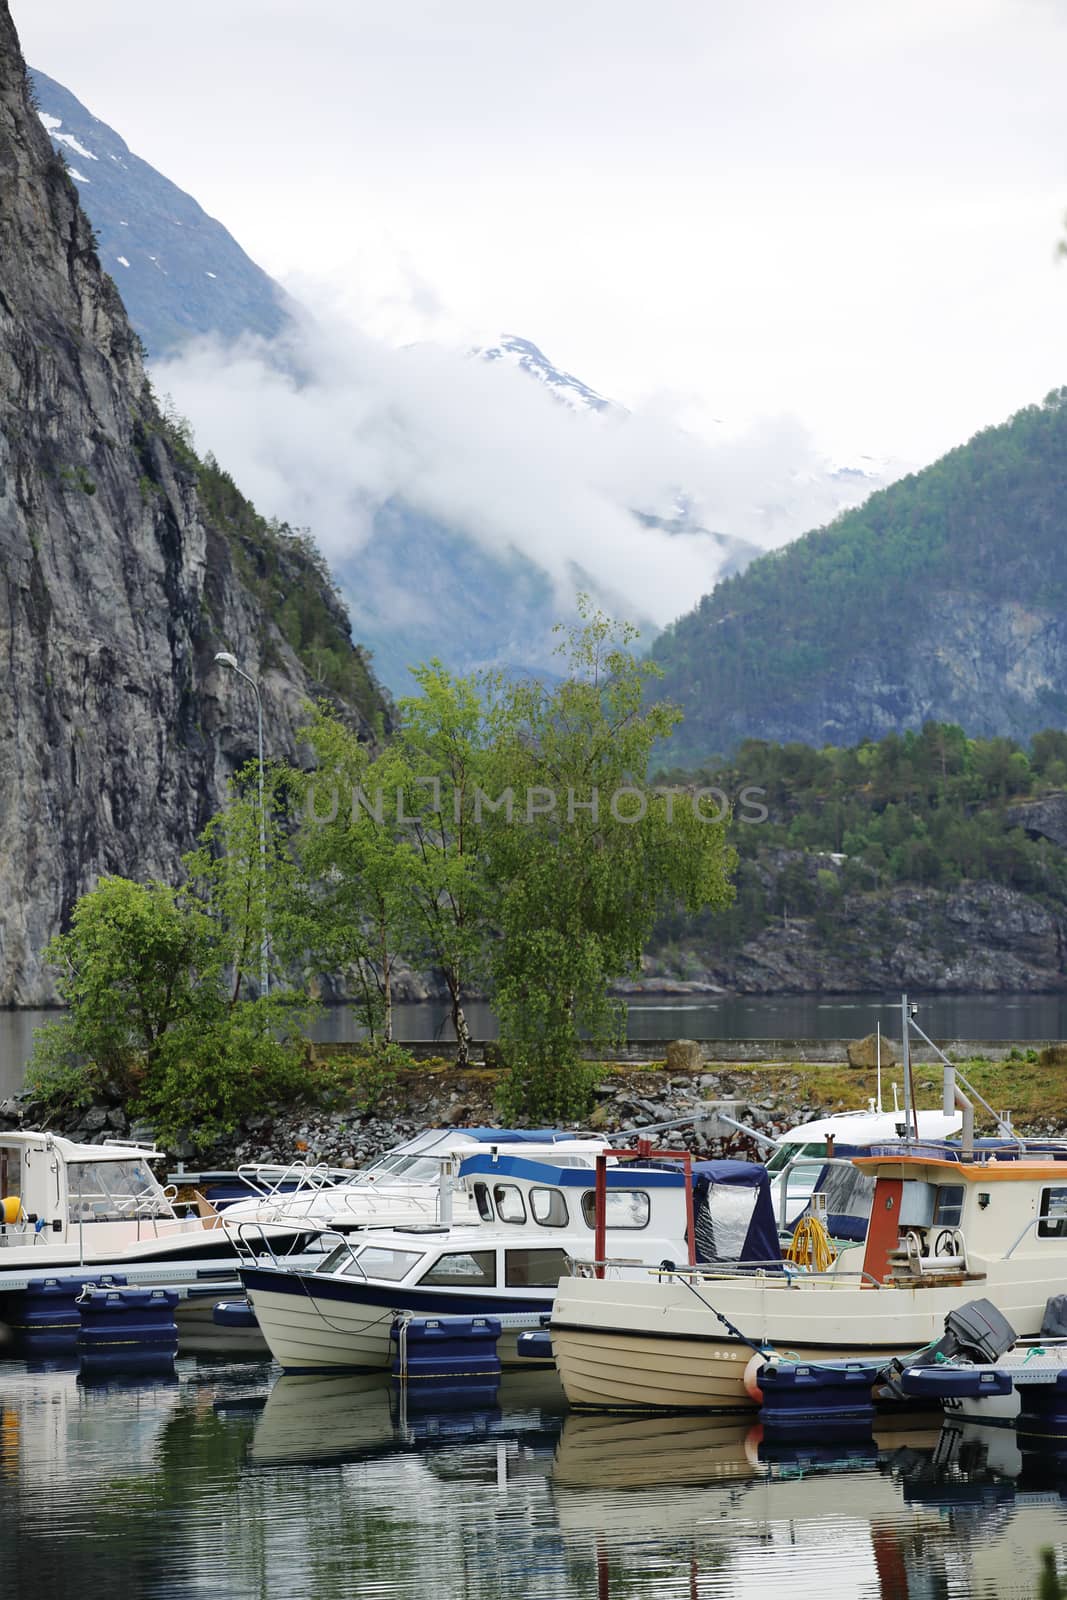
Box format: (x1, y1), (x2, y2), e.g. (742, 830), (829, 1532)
(767, 1109), (963, 1228)
(856, 1150), (1067, 1286)
(307, 1154), (782, 1297)
(0, 1131), (190, 1252)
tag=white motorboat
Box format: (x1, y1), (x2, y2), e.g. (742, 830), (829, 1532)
(766, 1106), (963, 1229)
(240, 1154), (783, 1372)
(0, 1129), (312, 1339)
(219, 1127), (614, 1237)
(551, 1142), (1067, 1411)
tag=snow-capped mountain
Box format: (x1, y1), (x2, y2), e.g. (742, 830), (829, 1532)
(478, 334), (614, 415)
(31, 69), (288, 356)
(32, 66), (898, 691)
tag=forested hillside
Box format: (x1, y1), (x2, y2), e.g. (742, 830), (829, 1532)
(652, 392), (1067, 764)
(648, 724), (1067, 992)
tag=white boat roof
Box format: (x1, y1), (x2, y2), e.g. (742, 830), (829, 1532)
(775, 1108), (962, 1145)
(0, 1130), (163, 1162)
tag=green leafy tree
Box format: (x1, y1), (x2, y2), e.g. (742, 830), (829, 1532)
(395, 663), (492, 1067)
(294, 707), (418, 1043)
(482, 605), (736, 1118)
(29, 876), (218, 1110)
(28, 775), (311, 1147)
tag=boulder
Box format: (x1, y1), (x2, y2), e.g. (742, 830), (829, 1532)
(665, 1040), (704, 1075)
(847, 1033), (898, 1069)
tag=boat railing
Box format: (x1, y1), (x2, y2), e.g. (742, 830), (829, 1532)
(1004, 1215), (1050, 1260)
(569, 1255), (883, 1287)
(234, 1159), (346, 1202)
(868, 1139), (1067, 1163)
(773, 1153), (861, 1230)
(230, 1218), (363, 1275)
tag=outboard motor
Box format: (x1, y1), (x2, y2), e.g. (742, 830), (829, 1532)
(937, 1299), (1018, 1364)
(878, 1298), (1017, 1399)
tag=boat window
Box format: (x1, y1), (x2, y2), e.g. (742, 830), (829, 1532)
(504, 1247), (570, 1287)
(66, 1160), (173, 1223)
(580, 1190), (651, 1230)
(1039, 1188), (1067, 1240)
(418, 1250), (498, 1287)
(530, 1187), (569, 1228)
(362, 1155), (444, 1186)
(492, 1184), (527, 1224)
(473, 1182), (494, 1222)
(349, 1246), (423, 1281)
(697, 1185), (757, 1262)
(933, 1185), (965, 1228)
(317, 1243), (354, 1275)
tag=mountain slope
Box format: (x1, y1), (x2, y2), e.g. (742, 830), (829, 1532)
(651, 392), (1067, 763)
(0, 5), (388, 1003)
(30, 68), (289, 357)
(30, 68), (895, 694)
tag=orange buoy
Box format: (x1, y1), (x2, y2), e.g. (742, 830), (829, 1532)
(743, 1352), (767, 1404)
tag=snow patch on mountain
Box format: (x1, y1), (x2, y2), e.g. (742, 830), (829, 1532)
(478, 334), (614, 415)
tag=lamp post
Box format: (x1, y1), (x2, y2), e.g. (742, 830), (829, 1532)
(214, 651), (269, 996)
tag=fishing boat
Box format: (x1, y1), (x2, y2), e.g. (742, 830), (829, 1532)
(550, 1139), (1067, 1411)
(239, 1152), (782, 1372)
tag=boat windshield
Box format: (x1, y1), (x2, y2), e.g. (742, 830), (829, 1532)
(315, 1242), (424, 1280)
(66, 1159), (174, 1222)
(357, 1154), (447, 1185)
(766, 1141), (830, 1175)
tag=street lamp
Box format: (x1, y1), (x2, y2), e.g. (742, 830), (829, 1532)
(214, 650), (269, 996)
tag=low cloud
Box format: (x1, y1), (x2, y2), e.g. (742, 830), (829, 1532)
(153, 311), (884, 634)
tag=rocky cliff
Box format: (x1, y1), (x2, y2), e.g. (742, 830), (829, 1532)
(0, 4), (388, 1004)
(645, 870), (1067, 995)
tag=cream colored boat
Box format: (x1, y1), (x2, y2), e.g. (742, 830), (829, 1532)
(552, 1148), (1067, 1411)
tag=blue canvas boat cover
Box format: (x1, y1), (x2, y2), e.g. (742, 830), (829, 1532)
(640, 1159), (781, 1265)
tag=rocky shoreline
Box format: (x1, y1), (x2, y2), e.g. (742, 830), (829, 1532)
(6, 1040), (1067, 1172)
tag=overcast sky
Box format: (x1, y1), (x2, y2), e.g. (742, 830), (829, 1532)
(11, 0), (1067, 466)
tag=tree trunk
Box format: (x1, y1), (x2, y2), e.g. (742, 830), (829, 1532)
(380, 919), (393, 1043)
(449, 977), (471, 1068)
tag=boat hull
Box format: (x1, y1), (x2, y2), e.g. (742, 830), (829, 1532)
(243, 1266), (552, 1372)
(551, 1264), (1061, 1412)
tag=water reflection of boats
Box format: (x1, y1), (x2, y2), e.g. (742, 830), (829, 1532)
(0, 1362), (181, 1490)
(248, 1366), (567, 1470)
(552, 1411), (1067, 1599)
(553, 1411), (761, 1491)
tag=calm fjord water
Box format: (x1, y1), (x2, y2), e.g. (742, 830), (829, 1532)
(2, 1356), (1065, 1599)
(5, 992), (1067, 1100)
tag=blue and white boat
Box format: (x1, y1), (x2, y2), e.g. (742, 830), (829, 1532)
(240, 1155), (780, 1372)
(220, 1127), (613, 1235)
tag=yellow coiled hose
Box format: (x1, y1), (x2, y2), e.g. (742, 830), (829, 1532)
(786, 1214), (837, 1272)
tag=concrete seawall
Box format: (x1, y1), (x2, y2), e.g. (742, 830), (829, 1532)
(310, 1037), (1055, 1066)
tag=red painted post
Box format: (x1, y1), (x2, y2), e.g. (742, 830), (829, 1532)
(594, 1152), (607, 1279)
(683, 1150), (696, 1266)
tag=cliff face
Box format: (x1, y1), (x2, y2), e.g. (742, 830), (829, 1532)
(0, 6), (387, 1003)
(646, 872), (1067, 995)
